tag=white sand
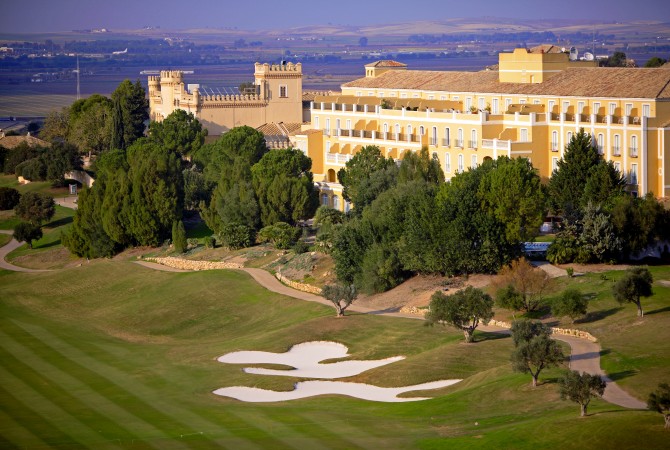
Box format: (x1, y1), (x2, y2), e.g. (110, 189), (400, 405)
(213, 379), (461, 403)
(218, 341), (405, 379)
(215, 341), (461, 402)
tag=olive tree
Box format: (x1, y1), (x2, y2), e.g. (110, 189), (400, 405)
(322, 283), (358, 317)
(648, 383), (670, 429)
(559, 370), (607, 416)
(425, 286), (494, 343)
(612, 267), (653, 317)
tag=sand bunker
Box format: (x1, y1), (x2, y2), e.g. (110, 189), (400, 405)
(214, 341), (461, 402)
(213, 379), (461, 403)
(218, 341), (404, 378)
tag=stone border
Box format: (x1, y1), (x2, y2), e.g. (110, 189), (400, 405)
(488, 319), (598, 342)
(275, 272), (323, 295)
(144, 256), (243, 271)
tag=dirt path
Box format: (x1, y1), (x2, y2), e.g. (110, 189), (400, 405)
(0, 230), (51, 273)
(133, 260), (645, 409)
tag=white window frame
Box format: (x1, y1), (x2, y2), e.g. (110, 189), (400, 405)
(609, 102), (616, 116)
(279, 85), (288, 98)
(520, 128), (528, 142)
(642, 104), (650, 117)
(492, 98), (499, 114)
(458, 154), (464, 173)
(471, 154), (477, 168)
(552, 157), (559, 171)
(445, 153), (451, 172)
(551, 131), (558, 151)
(625, 103), (633, 116)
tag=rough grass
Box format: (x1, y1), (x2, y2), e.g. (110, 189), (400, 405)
(1, 261), (668, 448)
(0, 174), (70, 197)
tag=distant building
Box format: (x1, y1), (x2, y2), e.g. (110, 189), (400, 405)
(0, 132), (50, 149)
(148, 62), (304, 136)
(295, 47), (670, 211)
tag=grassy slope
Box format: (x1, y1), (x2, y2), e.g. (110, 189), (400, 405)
(0, 261), (668, 448)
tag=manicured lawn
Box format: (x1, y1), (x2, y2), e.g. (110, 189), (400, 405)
(0, 174), (70, 197)
(1, 261), (668, 448)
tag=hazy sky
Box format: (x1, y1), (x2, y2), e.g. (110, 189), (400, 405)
(1, 0), (669, 33)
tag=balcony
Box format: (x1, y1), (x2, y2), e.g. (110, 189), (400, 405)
(480, 139), (511, 152)
(442, 139), (451, 147)
(454, 139), (464, 148)
(326, 153), (352, 166)
(468, 140), (478, 149)
(551, 143), (559, 152)
(430, 137), (438, 146)
(613, 146), (621, 156)
(630, 147), (638, 158)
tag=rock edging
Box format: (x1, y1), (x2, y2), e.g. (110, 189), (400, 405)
(144, 256), (243, 271)
(275, 272), (323, 295)
(488, 319), (598, 342)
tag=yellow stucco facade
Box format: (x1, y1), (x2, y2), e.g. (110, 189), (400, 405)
(148, 62), (303, 135)
(296, 49), (670, 211)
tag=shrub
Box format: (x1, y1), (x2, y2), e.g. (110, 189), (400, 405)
(552, 288), (588, 323)
(204, 236), (216, 249)
(0, 187), (21, 210)
(258, 222), (300, 249)
(293, 240), (310, 254)
(219, 223), (254, 250)
(172, 220), (187, 253)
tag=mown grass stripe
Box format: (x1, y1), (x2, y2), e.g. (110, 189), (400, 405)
(0, 329), (165, 445)
(11, 319), (258, 449)
(229, 409), (331, 450)
(292, 411), (371, 449)
(0, 406), (49, 449)
(0, 366), (104, 448)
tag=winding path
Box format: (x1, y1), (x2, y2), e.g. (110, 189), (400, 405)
(135, 262), (646, 409)
(0, 230), (50, 273)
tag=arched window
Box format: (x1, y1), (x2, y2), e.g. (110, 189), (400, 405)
(419, 126), (425, 136)
(333, 196), (340, 210)
(458, 154), (464, 173)
(597, 133), (604, 154)
(470, 129), (477, 148)
(551, 131), (558, 151)
(445, 153), (451, 172)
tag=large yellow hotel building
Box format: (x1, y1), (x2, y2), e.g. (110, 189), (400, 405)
(295, 47), (670, 211)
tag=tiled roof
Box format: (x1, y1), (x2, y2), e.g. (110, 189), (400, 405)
(256, 122), (303, 137)
(303, 90), (340, 101)
(365, 60), (407, 68)
(0, 134), (50, 149)
(343, 68), (670, 99)
(529, 44), (563, 54)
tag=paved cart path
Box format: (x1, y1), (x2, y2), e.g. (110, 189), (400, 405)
(0, 230), (50, 273)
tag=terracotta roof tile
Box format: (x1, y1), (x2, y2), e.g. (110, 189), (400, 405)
(0, 134), (50, 149)
(365, 60), (407, 68)
(343, 68), (670, 99)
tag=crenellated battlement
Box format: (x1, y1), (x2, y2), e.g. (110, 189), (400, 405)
(255, 62), (302, 75)
(200, 93), (264, 103)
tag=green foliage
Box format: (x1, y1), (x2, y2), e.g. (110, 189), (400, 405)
(577, 203), (622, 263)
(478, 156), (545, 242)
(604, 51), (628, 67)
(548, 128), (602, 214)
(0, 186), (21, 210)
(68, 94), (113, 154)
(292, 240), (310, 254)
(12, 221), (42, 249)
(251, 147), (319, 226)
(313, 205), (345, 227)
(613, 267), (654, 317)
(172, 220), (187, 253)
(647, 383), (670, 429)
(210, 181), (260, 234)
(583, 161), (626, 208)
(203, 235), (215, 249)
(321, 283), (358, 316)
(148, 109), (206, 156)
(3, 142), (40, 174)
(566, 267), (574, 278)
(39, 107), (70, 143)
(510, 319), (550, 347)
(337, 145), (397, 212)
(219, 222), (254, 250)
(110, 79), (148, 150)
(14, 191), (55, 225)
(496, 284), (524, 311)
(611, 193), (670, 258)
(258, 222), (300, 249)
(552, 288), (589, 322)
(182, 168), (210, 211)
(511, 334), (565, 386)
(425, 286), (494, 343)
(559, 370), (606, 416)
(397, 147), (445, 185)
(358, 243), (405, 294)
(332, 217), (367, 284)
(644, 57), (668, 68)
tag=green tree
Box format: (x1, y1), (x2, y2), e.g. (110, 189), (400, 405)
(496, 285), (524, 312)
(322, 283), (358, 317)
(12, 221), (43, 249)
(478, 156), (545, 242)
(313, 206), (345, 254)
(40, 107), (70, 143)
(576, 203), (622, 263)
(548, 129), (601, 214)
(332, 217), (368, 284)
(3, 142), (40, 175)
(510, 319), (550, 347)
(611, 193), (670, 259)
(251, 148), (319, 227)
(172, 220), (187, 253)
(68, 94), (113, 155)
(644, 57), (668, 68)
(14, 192), (55, 225)
(44, 141), (82, 186)
(111, 79), (148, 150)
(0, 187), (20, 210)
(337, 145), (397, 212)
(148, 109), (206, 156)
(605, 51), (627, 67)
(397, 147), (444, 185)
(612, 267), (653, 317)
(219, 222), (255, 250)
(425, 286), (494, 343)
(559, 370), (607, 416)
(582, 161), (626, 208)
(511, 334), (565, 386)
(553, 288), (589, 323)
(257, 222), (300, 249)
(647, 383), (670, 429)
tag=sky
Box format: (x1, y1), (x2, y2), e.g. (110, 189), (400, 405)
(1, 0), (669, 33)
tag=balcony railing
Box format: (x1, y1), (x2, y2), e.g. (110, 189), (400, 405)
(630, 147), (638, 158)
(430, 137), (438, 146)
(480, 139), (511, 151)
(326, 153), (352, 165)
(442, 139), (451, 147)
(454, 139), (464, 148)
(468, 140), (478, 149)
(613, 146), (621, 156)
(551, 143), (559, 152)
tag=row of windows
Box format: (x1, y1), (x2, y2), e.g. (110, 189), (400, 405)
(435, 152), (479, 174)
(551, 158), (638, 185)
(551, 131), (639, 156)
(354, 90), (652, 117)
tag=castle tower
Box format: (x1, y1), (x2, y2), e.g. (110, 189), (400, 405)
(254, 61), (303, 124)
